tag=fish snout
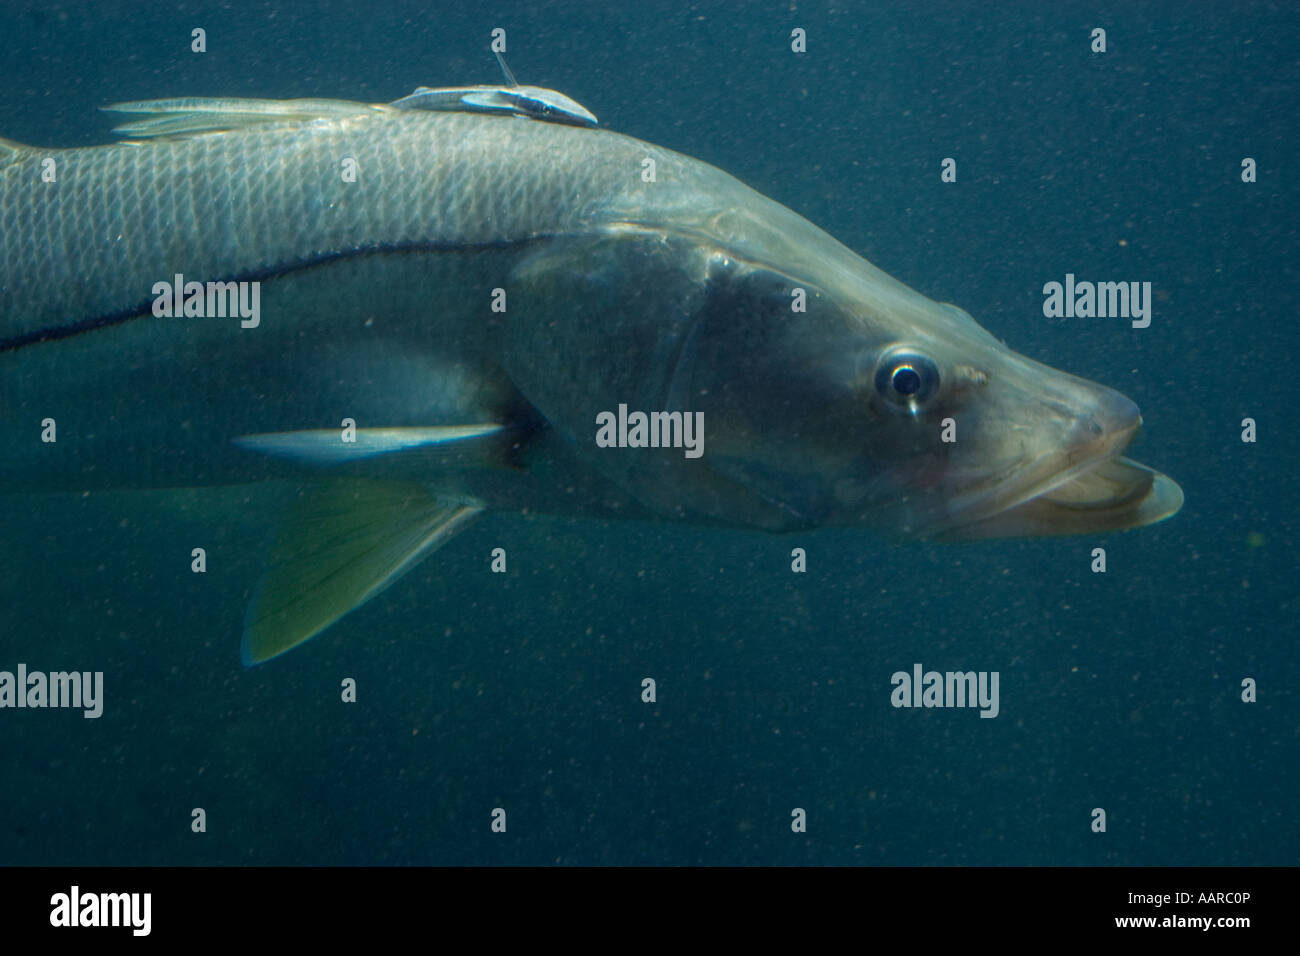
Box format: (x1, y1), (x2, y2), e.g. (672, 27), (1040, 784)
(1066, 386), (1142, 460)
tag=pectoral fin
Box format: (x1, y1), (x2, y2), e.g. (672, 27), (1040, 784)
(233, 424), (506, 466)
(241, 479), (482, 665)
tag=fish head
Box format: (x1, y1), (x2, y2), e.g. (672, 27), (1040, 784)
(666, 247), (1183, 539)
(507, 157), (1181, 540)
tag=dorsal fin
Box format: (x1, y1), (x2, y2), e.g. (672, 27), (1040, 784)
(495, 50), (520, 88)
(388, 50), (597, 127)
(0, 136), (31, 166)
(387, 84), (596, 127)
(103, 96), (381, 140)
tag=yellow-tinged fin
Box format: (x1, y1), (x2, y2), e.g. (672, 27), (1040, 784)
(241, 479), (482, 665)
(103, 96), (384, 140)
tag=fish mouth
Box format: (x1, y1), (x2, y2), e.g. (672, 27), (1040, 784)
(932, 401), (1184, 540)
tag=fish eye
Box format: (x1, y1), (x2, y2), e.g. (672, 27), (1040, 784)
(892, 366), (922, 395)
(873, 348), (941, 411)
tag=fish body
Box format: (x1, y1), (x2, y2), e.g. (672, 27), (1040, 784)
(0, 93), (1181, 661)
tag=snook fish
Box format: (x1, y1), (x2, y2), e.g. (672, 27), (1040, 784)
(0, 86), (1182, 663)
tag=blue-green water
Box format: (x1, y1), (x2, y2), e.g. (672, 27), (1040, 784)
(0, 0), (1295, 865)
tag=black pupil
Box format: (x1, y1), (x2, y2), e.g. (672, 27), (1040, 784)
(892, 365), (922, 396)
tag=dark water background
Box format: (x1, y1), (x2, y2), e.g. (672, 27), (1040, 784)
(0, 0), (1295, 864)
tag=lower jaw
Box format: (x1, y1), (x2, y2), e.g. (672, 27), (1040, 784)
(934, 430), (1140, 534)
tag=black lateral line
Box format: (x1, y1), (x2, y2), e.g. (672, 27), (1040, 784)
(0, 239), (532, 354)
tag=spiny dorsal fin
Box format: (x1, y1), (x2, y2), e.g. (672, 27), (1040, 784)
(388, 50), (597, 127)
(388, 84), (597, 127)
(103, 96), (381, 140)
(495, 50), (520, 88)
